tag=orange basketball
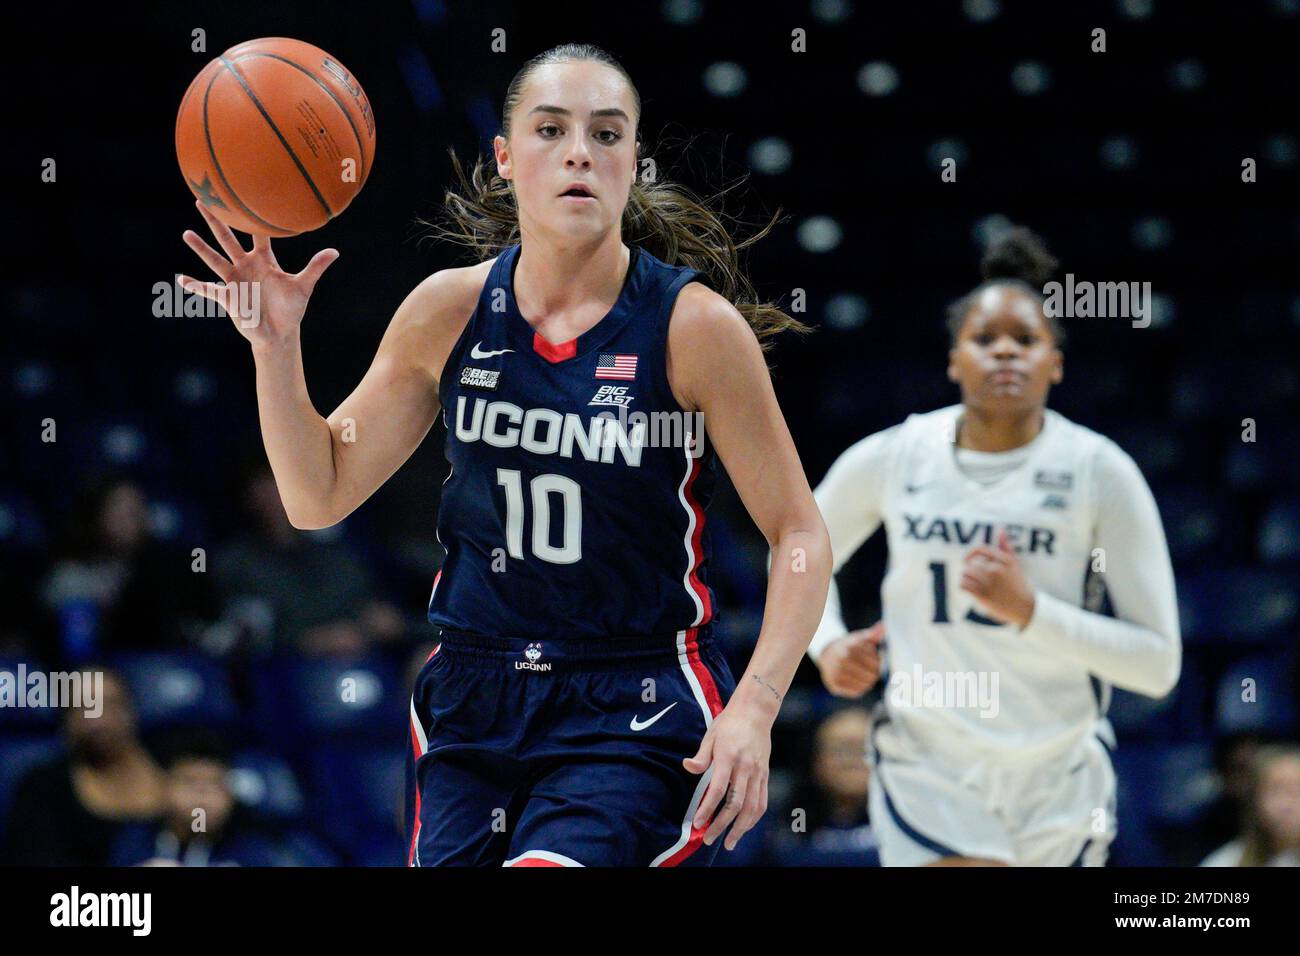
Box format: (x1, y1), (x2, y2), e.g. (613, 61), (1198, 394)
(175, 37), (376, 237)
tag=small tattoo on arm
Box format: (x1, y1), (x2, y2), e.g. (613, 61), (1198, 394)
(751, 673), (782, 703)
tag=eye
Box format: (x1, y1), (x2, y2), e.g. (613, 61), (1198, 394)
(595, 129), (623, 144)
(538, 123), (561, 138)
(974, 333), (994, 346)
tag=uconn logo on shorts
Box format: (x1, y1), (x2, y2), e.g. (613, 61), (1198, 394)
(516, 643), (551, 672)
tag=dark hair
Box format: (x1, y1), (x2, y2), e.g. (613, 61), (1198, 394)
(152, 727), (233, 771)
(1238, 744), (1300, 866)
(418, 43), (809, 352)
(945, 225), (1066, 348)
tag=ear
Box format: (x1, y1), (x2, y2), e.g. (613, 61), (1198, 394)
(946, 349), (959, 383)
(1050, 348), (1064, 385)
(493, 134), (511, 181)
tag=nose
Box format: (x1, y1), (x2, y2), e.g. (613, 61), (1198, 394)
(564, 135), (592, 168)
(991, 334), (1020, 360)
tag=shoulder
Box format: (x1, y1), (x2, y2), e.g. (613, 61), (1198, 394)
(404, 259), (492, 335)
(667, 280), (753, 347)
(827, 422), (907, 474)
(387, 258), (494, 384)
(821, 405), (956, 478)
(910, 403), (963, 430)
(665, 281), (762, 410)
(896, 403), (963, 446)
(1049, 411), (1145, 488)
(1045, 409), (1114, 455)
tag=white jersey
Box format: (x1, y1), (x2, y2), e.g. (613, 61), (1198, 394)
(810, 404), (1181, 766)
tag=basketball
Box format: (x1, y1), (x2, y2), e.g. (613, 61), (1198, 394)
(175, 37), (376, 237)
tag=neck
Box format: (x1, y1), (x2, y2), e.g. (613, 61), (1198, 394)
(514, 229), (629, 320)
(957, 406), (1045, 452)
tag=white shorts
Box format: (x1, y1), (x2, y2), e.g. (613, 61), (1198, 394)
(867, 719), (1117, 867)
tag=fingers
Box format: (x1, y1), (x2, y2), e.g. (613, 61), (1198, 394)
(961, 550), (1007, 596)
(960, 564), (991, 595)
(683, 728), (713, 775)
(726, 773), (768, 851)
(964, 546), (1009, 566)
(176, 275), (229, 312)
(842, 639), (879, 667)
(822, 630), (883, 696)
(703, 769), (747, 847)
(294, 248), (340, 294)
(194, 199), (247, 260)
(251, 232), (282, 268)
(834, 659), (879, 688)
(692, 757), (731, 831)
(827, 673), (876, 698)
(181, 229), (234, 283)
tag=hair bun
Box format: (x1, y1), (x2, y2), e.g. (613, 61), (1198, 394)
(981, 225), (1058, 287)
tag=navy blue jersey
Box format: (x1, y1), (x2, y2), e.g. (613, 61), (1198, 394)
(427, 243), (719, 640)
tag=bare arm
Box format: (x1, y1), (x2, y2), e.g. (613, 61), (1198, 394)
(276, 267), (481, 529)
(668, 283), (832, 851)
(179, 201), (483, 530)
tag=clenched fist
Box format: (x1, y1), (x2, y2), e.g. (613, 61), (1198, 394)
(817, 621), (885, 698)
(959, 529), (1036, 628)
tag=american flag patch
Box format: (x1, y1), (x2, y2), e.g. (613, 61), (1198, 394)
(595, 353), (638, 380)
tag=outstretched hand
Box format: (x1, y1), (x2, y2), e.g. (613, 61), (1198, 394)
(179, 199), (338, 351)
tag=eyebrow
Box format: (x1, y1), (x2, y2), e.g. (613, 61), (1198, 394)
(971, 317), (1041, 333)
(528, 104), (631, 122)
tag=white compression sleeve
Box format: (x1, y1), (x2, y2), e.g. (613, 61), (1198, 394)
(806, 427), (895, 663)
(1019, 440), (1182, 698)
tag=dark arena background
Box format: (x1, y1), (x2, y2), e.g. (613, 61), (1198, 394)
(1, 0), (1297, 933)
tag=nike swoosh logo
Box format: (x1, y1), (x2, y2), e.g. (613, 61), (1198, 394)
(630, 701), (677, 732)
(470, 341), (515, 359)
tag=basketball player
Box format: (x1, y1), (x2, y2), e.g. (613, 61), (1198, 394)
(178, 44), (831, 866)
(808, 227), (1181, 866)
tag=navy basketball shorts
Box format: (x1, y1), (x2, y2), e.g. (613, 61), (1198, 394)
(405, 624), (737, 867)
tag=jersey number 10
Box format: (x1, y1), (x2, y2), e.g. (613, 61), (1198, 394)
(497, 469), (582, 565)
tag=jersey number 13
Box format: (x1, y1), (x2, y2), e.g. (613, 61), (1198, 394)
(928, 561), (1006, 627)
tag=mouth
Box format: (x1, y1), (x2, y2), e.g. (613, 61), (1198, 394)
(988, 368), (1026, 383)
(559, 184), (596, 202)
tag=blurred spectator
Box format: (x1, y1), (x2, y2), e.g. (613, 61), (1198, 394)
(110, 731), (288, 866)
(769, 705), (880, 866)
(1194, 732), (1266, 861)
(1, 668), (164, 865)
(37, 475), (222, 662)
(1201, 744), (1300, 866)
(212, 457), (408, 657)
